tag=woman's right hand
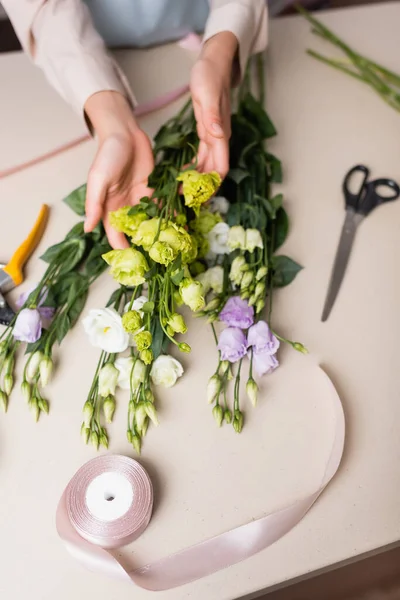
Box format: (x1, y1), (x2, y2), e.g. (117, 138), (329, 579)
(83, 91), (154, 249)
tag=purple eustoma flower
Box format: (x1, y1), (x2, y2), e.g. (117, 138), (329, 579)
(219, 296), (254, 329)
(217, 327), (248, 363)
(252, 350), (279, 377)
(247, 321), (279, 355)
(13, 308), (42, 343)
(16, 286), (54, 321)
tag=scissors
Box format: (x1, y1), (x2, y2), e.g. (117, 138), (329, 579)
(322, 164), (400, 322)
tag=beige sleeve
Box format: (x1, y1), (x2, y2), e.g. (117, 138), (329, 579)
(203, 0), (268, 82)
(2, 0), (135, 120)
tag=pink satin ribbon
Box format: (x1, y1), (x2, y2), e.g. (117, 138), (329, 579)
(56, 367), (345, 591)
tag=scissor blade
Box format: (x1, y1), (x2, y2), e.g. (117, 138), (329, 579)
(321, 210), (363, 322)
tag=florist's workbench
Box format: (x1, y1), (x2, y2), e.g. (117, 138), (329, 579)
(1, 3), (400, 600)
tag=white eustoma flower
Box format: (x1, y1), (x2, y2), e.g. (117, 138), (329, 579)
(245, 229), (263, 252)
(227, 225), (246, 251)
(209, 196), (230, 215)
(98, 362), (119, 397)
(207, 222), (230, 255)
(196, 271), (211, 296)
(82, 308), (129, 353)
(114, 357), (146, 390)
(150, 355), (184, 388)
(207, 266), (224, 293)
(124, 295), (148, 316)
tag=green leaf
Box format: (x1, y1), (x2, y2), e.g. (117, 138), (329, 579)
(56, 311), (71, 344)
(106, 287), (125, 308)
(83, 243), (111, 278)
(128, 205), (146, 216)
(271, 193), (283, 212)
(171, 269), (184, 286)
(242, 93), (277, 139)
(26, 337), (45, 355)
(58, 238), (87, 276)
(228, 168), (249, 185)
(226, 203), (241, 226)
(144, 265), (157, 281)
(65, 222), (85, 240)
(138, 196), (150, 205)
(53, 273), (88, 306)
(265, 153), (283, 183)
(67, 287), (89, 327)
(171, 254), (182, 272)
(150, 316), (166, 360)
(145, 203), (158, 217)
(90, 223), (105, 243)
(63, 184), (87, 216)
(154, 128), (185, 151)
(40, 240), (69, 264)
(273, 208), (289, 251)
(141, 301), (155, 313)
(272, 256), (303, 287)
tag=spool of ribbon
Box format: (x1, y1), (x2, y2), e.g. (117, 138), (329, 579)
(56, 367), (345, 591)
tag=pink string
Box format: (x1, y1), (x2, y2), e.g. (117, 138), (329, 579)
(0, 84), (190, 181)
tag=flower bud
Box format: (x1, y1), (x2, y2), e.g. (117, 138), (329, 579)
(255, 282), (265, 299)
(246, 378), (258, 407)
(103, 395), (116, 423)
(38, 397), (49, 414)
(135, 402), (147, 432)
(292, 342), (308, 354)
(98, 362), (119, 397)
(256, 266), (268, 281)
(128, 400), (135, 418)
(81, 422), (90, 444)
(240, 271), (254, 290)
(140, 417), (149, 437)
(219, 361), (229, 376)
(233, 410), (244, 433)
(126, 429), (133, 444)
(91, 431), (99, 450)
(21, 380), (31, 403)
(207, 374), (221, 404)
(168, 313), (187, 334)
(4, 374), (13, 395)
(82, 400), (94, 427)
(212, 404), (224, 427)
(0, 390), (8, 413)
(248, 294), (257, 306)
(29, 397), (40, 422)
(4, 354), (14, 375)
(145, 401), (159, 426)
(256, 299), (265, 314)
(178, 342), (191, 353)
(207, 313), (219, 324)
(122, 310), (142, 334)
(204, 297), (220, 312)
(99, 432), (109, 449)
(26, 351), (43, 382)
(224, 408), (232, 424)
(140, 349), (153, 365)
(132, 434), (141, 455)
(240, 290), (250, 300)
(166, 325), (175, 337)
(39, 356), (53, 387)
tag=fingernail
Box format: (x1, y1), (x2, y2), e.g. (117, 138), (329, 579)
(211, 122), (223, 136)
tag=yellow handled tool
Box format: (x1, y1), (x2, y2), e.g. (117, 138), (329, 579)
(0, 204), (49, 292)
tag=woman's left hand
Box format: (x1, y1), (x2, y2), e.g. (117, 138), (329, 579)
(190, 31), (238, 179)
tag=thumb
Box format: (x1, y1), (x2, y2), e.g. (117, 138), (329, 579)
(202, 106), (224, 139)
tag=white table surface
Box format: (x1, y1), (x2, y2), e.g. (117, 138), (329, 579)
(1, 3), (400, 600)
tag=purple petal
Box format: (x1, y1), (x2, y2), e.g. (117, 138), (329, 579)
(252, 350), (279, 377)
(217, 327), (248, 363)
(247, 321), (280, 355)
(38, 306), (55, 321)
(13, 308), (42, 343)
(16, 285), (49, 309)
(219, 296), (254, 329)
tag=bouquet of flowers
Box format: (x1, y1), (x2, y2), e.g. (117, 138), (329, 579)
(81, 58), (306, 453)
(0, 190), (111, 419)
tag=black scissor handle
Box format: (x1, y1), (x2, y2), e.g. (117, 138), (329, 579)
(342, 164), (370, 210)
(359, 178), (400, 216)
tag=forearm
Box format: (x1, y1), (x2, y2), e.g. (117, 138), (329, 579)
(200, 31), (239, 83)
(84, 91), (139, 141)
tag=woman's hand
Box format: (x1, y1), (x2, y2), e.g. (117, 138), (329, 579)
(190, 31), (238, 179)
(83, 91), (154, 249)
